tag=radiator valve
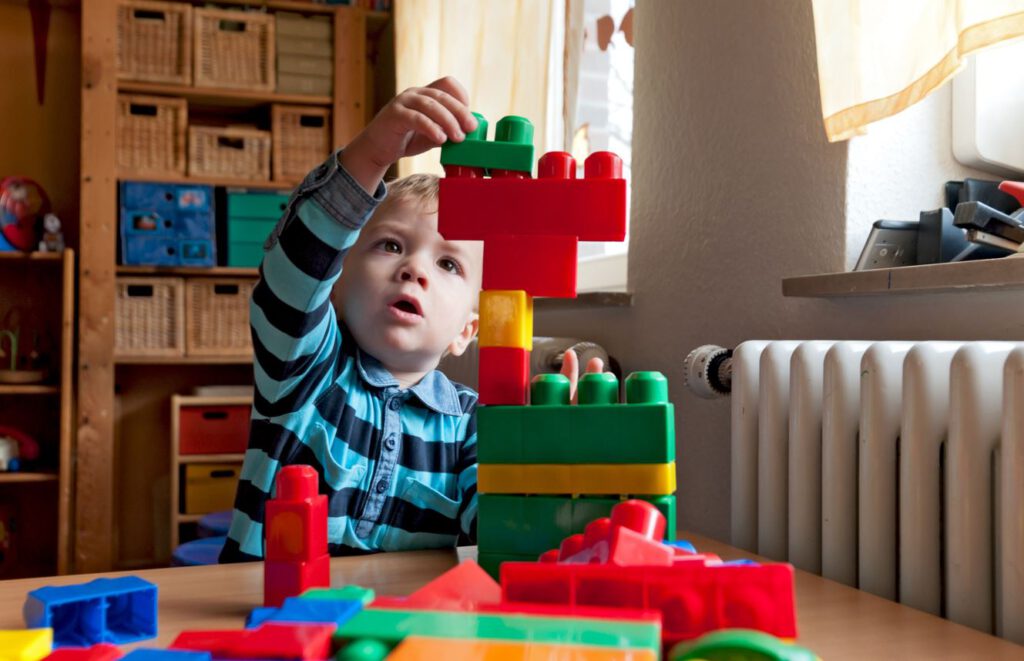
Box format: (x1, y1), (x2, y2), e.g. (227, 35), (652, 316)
(684, 345), (733, 398)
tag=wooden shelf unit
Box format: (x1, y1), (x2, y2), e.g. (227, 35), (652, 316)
(116, 266), (259, 278)
(80, 0), (394, 571)
(170, 395), (252, 549)
(0, 249), (75, 576)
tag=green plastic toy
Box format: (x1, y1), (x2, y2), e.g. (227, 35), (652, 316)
(669, 630), (819, 661)
(440, 112), (535, 174)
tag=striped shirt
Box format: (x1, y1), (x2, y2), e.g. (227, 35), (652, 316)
(219, 152), (479, 562)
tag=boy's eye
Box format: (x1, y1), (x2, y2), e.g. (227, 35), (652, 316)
(438, 257), (462, 275)
(380, 239), (401, 253)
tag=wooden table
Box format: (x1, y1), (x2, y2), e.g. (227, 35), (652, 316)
(1, 534), (1021, 660)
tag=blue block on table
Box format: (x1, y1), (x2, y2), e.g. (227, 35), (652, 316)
(121, 650), (211, 661)
(23, 575), (158, 647)
(246, 597), (363, 628)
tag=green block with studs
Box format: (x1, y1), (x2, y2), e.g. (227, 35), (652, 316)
(478, 494), (677, 557)
(299, 585), (375, 605)
(478, 371), (675, 464)
(335, 607), (660, 652)
(440, 113), (535, 174)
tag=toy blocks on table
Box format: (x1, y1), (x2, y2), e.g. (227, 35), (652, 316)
(478, 347), (530, 406)
(668, 629), (819, 661)
(438, 151), (626, 242)
(23, 576), (158, 647)
(482, 234), (578, 298)
(477, 462), (676, 496)
(246, 597), (363, 628)
(440, 113), (535, 175)
(118, 652), (210, 661)
(478, 495), (677, 557)
(477, 372), (675, 464)
(501, 561), (798, 645)
(401, 560), (501, 609)
(264, 465), (329, 607)
(43, 644), (121, 661)
(478, 290), (533, 350)
(557, 500), (673, 567)
(0, 628), (52, 661)
(387, 636), (658, 661)
(335, 608), (661, 653)
(476, 551), (541, 579)
(298, 585), (375, 605)
(171, 623), (334, 660)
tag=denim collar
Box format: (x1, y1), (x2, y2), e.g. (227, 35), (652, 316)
(355, 347), (463, 416)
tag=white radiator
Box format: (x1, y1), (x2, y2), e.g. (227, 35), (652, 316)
(730, 340), (1024, 643)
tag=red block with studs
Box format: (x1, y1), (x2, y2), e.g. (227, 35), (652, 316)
(478, 347), (530, 406)
(44, 645), (122, 661)
(172, 623), (335, 659)
(483, 234), (578, 298)
(264, 465), (330, 607)
(439, 151), (626, 242)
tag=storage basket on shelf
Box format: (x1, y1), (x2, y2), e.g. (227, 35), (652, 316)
(272, 105), (331, 183)
(185, 278), (256, 356)
(115, 277), (185, 357)
(275, 12), (332, 96)
(194, 8), (275, 91)
(116, 94), (188, 178)
(117, 0), (193, 84)
(188, 126), (271, 181)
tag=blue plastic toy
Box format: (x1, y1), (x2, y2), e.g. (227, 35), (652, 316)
(23, 576), (158, 647)
(245, 597), (363, 629)
(120, 650), (211, 661)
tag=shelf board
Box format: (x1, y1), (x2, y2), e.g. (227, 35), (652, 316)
(117, 266), (259, 278)
(178, 453), (246, 464)
(208, 0), (338, 14)
(118, 81), (331, 108)
(115, 355), (253, 366)
(118, 173), (298, 191)
(0, 472), (59, 484)
(783, 256), (1024, 298)
(0, 251), (61, 262)
(0, 384), (60, 395)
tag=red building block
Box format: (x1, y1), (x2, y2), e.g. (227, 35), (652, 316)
(264, 465), (330, 607)
(478, 346), (530, 406)
(172, 623), (335, 660)
(439, 152), (626, 242)
(501, 561), (797, 646)
(562, 500), (673, 566)
(403, 560), (502, 609)
(482, 235), (578, 298)
(44, 644), (122, 661)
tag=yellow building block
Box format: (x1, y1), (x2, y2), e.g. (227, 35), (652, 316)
(0, 629), (52, 661)
(478, 462), (676, 496)
(389, 636), (656, 661)
(479, 290), (533, 350)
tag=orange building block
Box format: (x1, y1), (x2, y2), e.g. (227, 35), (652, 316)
(388, 636), (656, 661)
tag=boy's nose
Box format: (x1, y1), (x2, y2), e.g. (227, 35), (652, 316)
(399, 263), (428, 289)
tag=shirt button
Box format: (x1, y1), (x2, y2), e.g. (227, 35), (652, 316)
(376, 480), (388, 494)
(388, 398), (401, 411)
(384, 436), (396, 451)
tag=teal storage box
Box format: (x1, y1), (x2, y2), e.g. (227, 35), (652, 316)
(226, 190), (290, 267)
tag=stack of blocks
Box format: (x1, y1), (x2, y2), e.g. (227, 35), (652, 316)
(437, 114), (677, 576)
(263, 465), (330, 608)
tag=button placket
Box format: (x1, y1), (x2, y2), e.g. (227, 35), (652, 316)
(356, 390), (403, 539)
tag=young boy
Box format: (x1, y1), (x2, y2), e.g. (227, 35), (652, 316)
(220, 77), (600, 562)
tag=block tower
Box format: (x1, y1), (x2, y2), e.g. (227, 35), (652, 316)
(438, 114), (678, 576)
(264, 465), (330, 607)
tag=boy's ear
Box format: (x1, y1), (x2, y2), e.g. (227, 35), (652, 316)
(446, 311), (479, 358)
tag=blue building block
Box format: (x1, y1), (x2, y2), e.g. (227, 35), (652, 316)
(664, 540), (697, 554)
(24, 576), (158, 648)
(120, 650), (211, 661)
(246, 597), (363, 628)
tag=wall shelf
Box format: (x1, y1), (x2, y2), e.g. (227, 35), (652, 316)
(118, 81), (331, 109)
(0, 472), (59, 484)
(115, 356), (253, 366)
(116, 266), (259, 278)
(0, 251), (61, 262)
(782, 257), (1024, 298)
(179, 453), (246, 464)
(0, 384), (60, 395)
(118, 173), (297, 192)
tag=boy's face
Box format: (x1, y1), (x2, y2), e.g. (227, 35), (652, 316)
(334, 197), (482, 377)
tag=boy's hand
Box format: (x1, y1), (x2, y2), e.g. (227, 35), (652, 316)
(560, 349), (606, 404)
(341, 76), (478, 193)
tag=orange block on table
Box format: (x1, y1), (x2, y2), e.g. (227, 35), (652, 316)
(388, 636), (656, 661)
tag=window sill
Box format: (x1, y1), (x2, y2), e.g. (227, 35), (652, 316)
(782, 256), (1024, 298)
(535, 291), (634, 309)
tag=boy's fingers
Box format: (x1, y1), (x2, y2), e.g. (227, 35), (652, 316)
(395, 106), (447, 144)
(427, 76), (470, 107)
(585, 357), (605, 374)
(402, 93), (464, 142)
(419, 87), (478, 135)
(560, 349), (580, 404)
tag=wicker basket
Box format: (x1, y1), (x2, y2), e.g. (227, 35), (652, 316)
(272, 105), (331, 183)
(116, 94), (187, 177)
(185, 279), (256, 357)
(115, 277), (185, 357)
(194, 8), (275, 91)
(117, 0), (192, 84)
(188, 126), (271, 181)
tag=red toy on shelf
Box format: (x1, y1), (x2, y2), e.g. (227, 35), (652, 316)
(263, 465), (329, 608)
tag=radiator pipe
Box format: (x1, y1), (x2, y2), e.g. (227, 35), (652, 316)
(684, 345), (733, 398)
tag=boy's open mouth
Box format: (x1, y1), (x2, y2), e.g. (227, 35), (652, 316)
(389, 295), (423, 317)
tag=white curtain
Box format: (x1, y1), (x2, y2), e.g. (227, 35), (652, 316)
(394, 0), (564, 177)
(811, 0), (1024, 142)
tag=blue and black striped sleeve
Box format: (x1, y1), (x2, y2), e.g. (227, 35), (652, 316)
(455, 391), (478, 543)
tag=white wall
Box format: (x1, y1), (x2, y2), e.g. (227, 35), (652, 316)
(535, 0), (1024, 541)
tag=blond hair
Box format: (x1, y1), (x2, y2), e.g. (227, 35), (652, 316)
(379, 173), (439, 214)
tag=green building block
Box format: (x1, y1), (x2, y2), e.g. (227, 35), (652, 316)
(440, 112), (535, 174)
(478, 494), (677, 557)
(335, 638), (393, 661)
(299, 585), (376, 605)
(669, 629), (819, 661)
(335, 608), (660, 652)
(476, 550), (538, 579)
(477, 403), (674, 464)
